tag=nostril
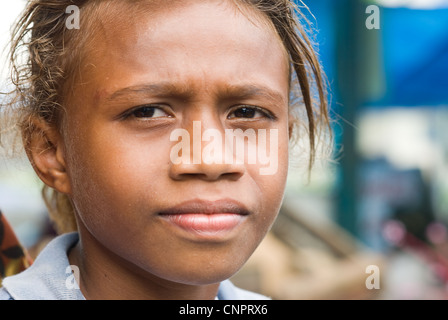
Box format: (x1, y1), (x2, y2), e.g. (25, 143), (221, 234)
(169, 160), (245, 181)
(172, 171), (243, 182)
(220, 172), (243, 181)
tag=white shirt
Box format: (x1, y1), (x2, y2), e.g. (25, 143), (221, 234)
(0, 232), (270, 300)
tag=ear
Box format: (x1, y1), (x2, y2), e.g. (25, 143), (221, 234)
(23, 117), (71, 195)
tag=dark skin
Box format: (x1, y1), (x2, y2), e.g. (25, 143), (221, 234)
(27, 0), (291, 299)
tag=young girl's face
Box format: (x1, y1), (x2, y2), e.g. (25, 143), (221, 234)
(61, 0), (290, 293)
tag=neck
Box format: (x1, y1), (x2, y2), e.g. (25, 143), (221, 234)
(68, 227), (220, 300)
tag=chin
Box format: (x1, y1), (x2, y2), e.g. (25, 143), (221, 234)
(150, 251), (251, 287)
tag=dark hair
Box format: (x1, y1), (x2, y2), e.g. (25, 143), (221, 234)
(4, 0), (331, 234)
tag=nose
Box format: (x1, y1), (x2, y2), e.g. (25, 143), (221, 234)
(169, 121), (245, 181)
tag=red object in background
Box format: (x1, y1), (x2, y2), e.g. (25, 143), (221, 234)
(0, 210), (33, 284)
(383, 219), (448, 284)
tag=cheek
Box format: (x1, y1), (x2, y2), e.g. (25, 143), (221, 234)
(247, 128), (289, 222)
(65, 125), (169, 225)
(247, 126), (289, 184)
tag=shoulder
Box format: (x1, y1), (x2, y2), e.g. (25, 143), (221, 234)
(0, 232), (84, 300)
(0, 287), (13, 300)
(217, 280), (271, 300)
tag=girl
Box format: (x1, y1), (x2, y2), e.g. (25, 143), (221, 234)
(0, 0), (330, 300)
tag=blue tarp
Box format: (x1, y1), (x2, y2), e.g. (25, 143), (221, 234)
(381, 7), (448, 106)
(302, 1), (448, 107)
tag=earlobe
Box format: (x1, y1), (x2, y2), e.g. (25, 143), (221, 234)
(23, 117), (71, 195)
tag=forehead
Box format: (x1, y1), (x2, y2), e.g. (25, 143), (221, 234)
(73, 0), (289, 102)
(82, 0), (284, 57)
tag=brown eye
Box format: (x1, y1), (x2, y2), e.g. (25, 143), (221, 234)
(131, 105), (170, 118)
(233, 107), (256, 118)
(227, 106), (273, 120)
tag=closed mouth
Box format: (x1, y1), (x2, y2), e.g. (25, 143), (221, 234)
(158, 199), (250, 237)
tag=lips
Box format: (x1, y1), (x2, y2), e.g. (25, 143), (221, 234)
(158, 199), (250, 238)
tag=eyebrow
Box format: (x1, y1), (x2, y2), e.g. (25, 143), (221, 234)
(106, 82), (287, 106)
(106, 82), (189, 101)
(219, 83), (287, 106)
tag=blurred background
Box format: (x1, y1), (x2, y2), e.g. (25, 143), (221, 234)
(1, 0), (448, 299)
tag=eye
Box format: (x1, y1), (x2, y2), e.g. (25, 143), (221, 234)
(227, 106), (274, 120)
(128, 105), (171, 119)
